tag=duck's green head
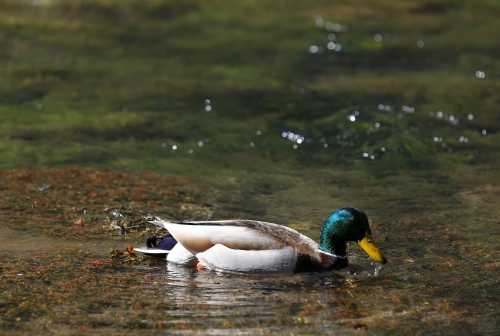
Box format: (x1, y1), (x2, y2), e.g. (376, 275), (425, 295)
(320, 207), (387, 265)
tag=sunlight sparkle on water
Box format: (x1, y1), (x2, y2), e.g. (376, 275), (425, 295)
(373, 33), (383, 43)
(325, 22), (346, 32)
(401, 105), (415, 114)
(327, 41), (336, 50)
(431, 111), (459, 126)
(282, 131), (305, 145)
(309, 45), (320, 54)
(459, 136), (469, 144)
(475, 70), (486, 79)
(378, 104), (393, 112)
(204, 98), (213, 112)
(448, 115), (459, 125)
(315, 16), (324, 27)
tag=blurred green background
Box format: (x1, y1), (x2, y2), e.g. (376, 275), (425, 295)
(1, 1), (499, 335)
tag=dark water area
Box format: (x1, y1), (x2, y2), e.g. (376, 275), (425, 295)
(0, 1), (499, 335)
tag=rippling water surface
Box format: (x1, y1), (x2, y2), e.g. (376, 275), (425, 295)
(0, 1), (499, 335)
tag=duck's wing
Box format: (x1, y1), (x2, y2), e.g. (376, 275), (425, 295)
(149, 217), (321, 263)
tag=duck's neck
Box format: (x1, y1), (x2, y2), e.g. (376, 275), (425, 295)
(319, 235), (348, 269)
(320, 234), (346, 257)
(319, 230), (347, 257)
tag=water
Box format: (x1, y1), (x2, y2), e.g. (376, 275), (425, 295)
(1, 1), (499, 335)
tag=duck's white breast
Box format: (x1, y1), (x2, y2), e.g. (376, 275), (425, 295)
(197, 244), (298, 273)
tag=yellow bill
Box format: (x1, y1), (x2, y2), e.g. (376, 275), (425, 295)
(357, 233), (387, 264)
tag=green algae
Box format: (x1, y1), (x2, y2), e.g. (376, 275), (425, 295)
(0, 0), (499, 173)
(0, 0), (499, 335)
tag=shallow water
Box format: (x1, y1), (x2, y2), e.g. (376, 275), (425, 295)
(1, 1), (499, 335)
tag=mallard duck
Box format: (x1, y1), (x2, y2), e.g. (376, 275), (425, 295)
(142, 207), (387, 273)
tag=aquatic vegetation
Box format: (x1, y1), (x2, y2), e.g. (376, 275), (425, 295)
(0, 0), (499, 335)
(0, 0), (498, 173)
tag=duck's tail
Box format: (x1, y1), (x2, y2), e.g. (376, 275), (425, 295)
(143, 215), (178, 251)
(145, 215), (177, 230)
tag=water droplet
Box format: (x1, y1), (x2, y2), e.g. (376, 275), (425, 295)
(370, 155), (375, 160)
(315, 16), (324, 27)
(334, 43), (342, 52)
(309, 45), (320, 54)
(325, 22), (346, 32)
(481, 129), (487, 136)
(111, 209), (124, 218)
(380, 147), (386, 152)
(377, 104), (392, 112)
(204, 98), (213, 112)
(37, 184), (50, 192)
(323, 143), (329, 148)
(401, 105), (415, 113)
(373, 263), (383, 277)
(436, 111), (444, 119)
(449, 115), (459, 125)
(197, 140), (204, 147)
(188, 149), (194, 154)
(374, 122), (381, 129)
(417, 40), (425, 48)
(433, 136), (443, 143)
(249, 142), (255, 148)
(373, 33), (383, 43)
(467, 114), (474, 121)
(172, 144), (178, 151)
(347, 115), (356, 122)
(293, 144), (298, 149)
(475, 70), (486, 79)
(256, 130), (262, 136)
(459, 136), (469, 143)
(362, 152), (369, 158)
(282, 130), (305, 144)
(327, 41), (336, 50)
